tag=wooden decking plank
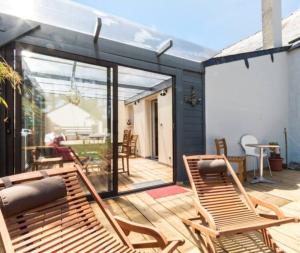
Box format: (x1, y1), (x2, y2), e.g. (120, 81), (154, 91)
(112, 197), (160, 253)
(124, 192), (201, 253)
(102, 169), (300, 252)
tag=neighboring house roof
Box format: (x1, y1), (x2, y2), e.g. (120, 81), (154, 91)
(47, 103), (95, 128)
(216, 9), (300, 57)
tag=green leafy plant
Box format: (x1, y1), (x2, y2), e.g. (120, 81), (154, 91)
(269, 142), (280, 158)
(0, 57), (22, 108)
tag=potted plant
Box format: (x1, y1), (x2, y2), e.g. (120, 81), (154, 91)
(0, 58), (22, 109)
(268, 142), (283, 171)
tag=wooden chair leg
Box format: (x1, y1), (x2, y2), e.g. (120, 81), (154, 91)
(127, 157), (130, 176)
(238, 160), (246, 183)
(243, 159), (247, 181)
(121, 157), (125, 172)
(237, 161), (244, 182)
(206, 236), (217, 253)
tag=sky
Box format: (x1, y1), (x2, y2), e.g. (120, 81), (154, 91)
(73, 0), (300, 51)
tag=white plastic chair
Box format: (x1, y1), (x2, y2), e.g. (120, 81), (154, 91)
(240, 134), (272, 177)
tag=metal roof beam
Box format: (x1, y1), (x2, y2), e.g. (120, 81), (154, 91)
(156, 39), (173, 57)
(93, 17), (102, 43)
(27, 71), (153, 91)
(0, 20), (40, 48)
(125, 78), (172, 104)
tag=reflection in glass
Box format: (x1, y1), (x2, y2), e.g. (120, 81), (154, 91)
(21, 51), (112, 193)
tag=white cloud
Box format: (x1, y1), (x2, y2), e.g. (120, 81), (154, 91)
(134, 28), (160, 43)
(102, 16), (118, 26)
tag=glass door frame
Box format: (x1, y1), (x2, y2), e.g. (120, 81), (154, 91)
(8, 42), (177, 198)
(13, 43), (119, 198)
(115, 65), (176, 195)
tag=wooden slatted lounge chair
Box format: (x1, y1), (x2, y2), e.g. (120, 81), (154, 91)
(0, 165), (184, 253)
(182, 154), (298, 253)
(68, 147), (109, 175)
(68, 147), (95, 174)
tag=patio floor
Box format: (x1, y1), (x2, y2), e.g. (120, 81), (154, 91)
(98, 169), (300, 253)
(87, 157), (173, 193)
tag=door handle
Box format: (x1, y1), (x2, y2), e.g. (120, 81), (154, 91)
(4, 117), (11, 134)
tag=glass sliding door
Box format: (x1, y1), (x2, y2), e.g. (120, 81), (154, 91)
(20, 50), (114, 195)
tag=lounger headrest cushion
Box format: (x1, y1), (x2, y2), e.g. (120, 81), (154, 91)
(197, 159), (227, 174)
(0, 176), (67, 217)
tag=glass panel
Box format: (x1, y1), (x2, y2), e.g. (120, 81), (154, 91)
(21, 51), (113, 193)
(117, 66), (173, 192)
(0, 0), (215, 62)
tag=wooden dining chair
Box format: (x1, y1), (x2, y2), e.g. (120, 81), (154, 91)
(0, 165), (184, 253)
(182, 154), (298, 253)
(118, 130), (131, 175)
(215, 138), (247, 182)
(31, 147), (63, 171)
(123, 130), (131, 145)
(129, 135), (138, 157)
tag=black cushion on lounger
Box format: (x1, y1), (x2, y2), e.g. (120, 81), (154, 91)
(197, 159), (227, 174)
(0, 176), (67, 217)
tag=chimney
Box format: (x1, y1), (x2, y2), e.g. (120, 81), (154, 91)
(262, 0), (282, 49)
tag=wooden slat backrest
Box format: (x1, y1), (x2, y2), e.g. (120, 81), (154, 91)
(0, 165), (133, 253)
(183, 155), (256, 228)
(122, 130), (131, 154)
(214, 138), (227, 156)
(130, 135), (138, 144)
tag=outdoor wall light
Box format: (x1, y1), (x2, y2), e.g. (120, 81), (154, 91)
(184, 86), (202, 107)
(160, 89), (168, 96)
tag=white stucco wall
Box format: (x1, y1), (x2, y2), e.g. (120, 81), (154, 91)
(132, 99), (151, 158)
(287, 48), (300, 163)
(205, 52), (289, 168)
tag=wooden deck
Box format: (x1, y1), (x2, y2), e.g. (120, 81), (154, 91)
(87, 157), (173, 192)
(97, 169), (300, 253)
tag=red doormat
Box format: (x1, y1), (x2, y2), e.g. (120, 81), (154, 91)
(146, 185), (187, 199)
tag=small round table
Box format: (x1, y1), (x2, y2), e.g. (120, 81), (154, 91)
(246, 144), (279, 184)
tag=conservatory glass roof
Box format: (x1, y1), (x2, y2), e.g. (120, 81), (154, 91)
(22, 51), (172, 102)
(0, 0), (215, 62)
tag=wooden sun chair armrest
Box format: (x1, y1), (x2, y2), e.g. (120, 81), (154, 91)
(193, 198), (217, 230)
(161, 240), (184, 253)
(114, 216), (184, 250)
(248, 194), (286, 219)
